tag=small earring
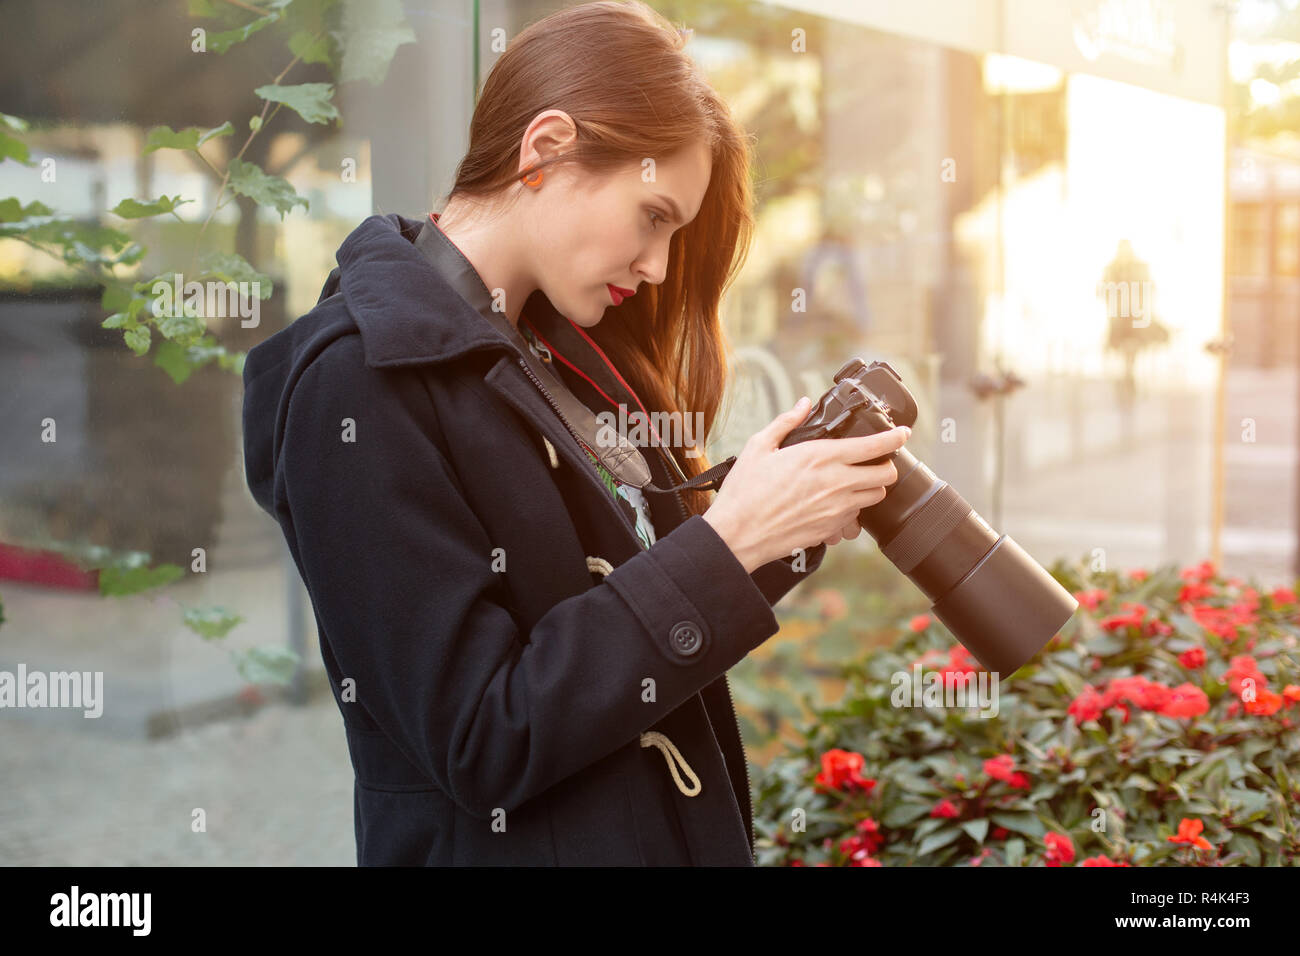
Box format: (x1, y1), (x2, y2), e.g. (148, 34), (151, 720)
(521, 169), (544, 188)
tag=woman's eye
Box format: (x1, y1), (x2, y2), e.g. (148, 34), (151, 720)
(648, 210), (665, 230)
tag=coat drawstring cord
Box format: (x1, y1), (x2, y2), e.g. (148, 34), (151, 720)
(541, 435), (559, 469)
(587, 553), (702, 798)
(639, 731), (702, 797)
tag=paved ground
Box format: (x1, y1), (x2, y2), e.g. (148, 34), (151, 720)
(0, 685), (356, 866)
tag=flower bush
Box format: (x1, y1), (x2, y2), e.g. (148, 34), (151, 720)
(754, 560), (1300, 866)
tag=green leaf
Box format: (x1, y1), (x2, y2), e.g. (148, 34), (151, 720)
(226, 158), (308, 219)
(123, 326), (151, 356)
(1176, 748), (1232, 787)
(336, 0), (416, 85)
(1004, 837), (1026, 866)
(98, 560), (184, 596)
(989, 811), (1045, 839)
(913, 816), (949, 840)
(0, 130), (32, 166)
(1227, 832), (1262, 866)
(254, 82), (339, 125)
(916, 826), (962, 857)
(881, 801), (932, 827)
(961, 818), (990, 843)
(1084, 630), (1128, 656)
(0, 197), (52, 225)
(1223, 786), (1272, 818)
(196, 250), (273, 298)
(183, 605), (244, 641)
(208, 2), (291, 54)
(197, 121), (236, 148)
(157, 307), (206, 342)
(110, 195), (194, 219)
(154, 339), (197, 384)
(0, 112), (29, 133)
(230, 645), (299, 686)
(289, 29), (334, 66)
(142, 122), (234, 154)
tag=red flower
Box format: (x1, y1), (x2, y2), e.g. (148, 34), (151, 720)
(930, 799), (959, 819)
(912, 647), (947, 669)
(1044, 832), (1075, 866)
(855, 816), (883, 854)
(1222, 655), (1267, 697)
(1189, 601), (1259, 641)
(1099, 604), (1147, 633)
(850, 855), (883, 867)
(1178, 647), (1206, 669)
(1179, 583), (1216, 602)
(1102, 675), (1167, 711)
(1243, 688), (1284, 716)
(1228, 601), (1259, 625)
(814, 748), (877, 794)
(1128, 568), (1150, 582)
(1073, 588), (1109, 611)
(983, 754), (1029, 788)
(1067, 685), (1107, 726)
(1081, 854), (1131, 866)
(992, 826), (1010, 840)
(983, 754), (1016, 781)
(1145, 618), (1175, 637)
(1157, 683), (1210, 718)
(1180, 561), (1216, 584)
(940, 645), (982, 690)
(1167, 817), (1213, 851)
(1283, 685), (1300, 707)
(1270, 587), (1297, 607)
(908, 614), (931, 632)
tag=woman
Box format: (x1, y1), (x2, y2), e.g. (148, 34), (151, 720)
(241, 0), (909, 866)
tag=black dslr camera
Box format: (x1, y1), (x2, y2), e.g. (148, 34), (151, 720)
(779, 358), (1078, 677)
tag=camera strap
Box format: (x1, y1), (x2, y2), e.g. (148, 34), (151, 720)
(414, 215), (738, 496)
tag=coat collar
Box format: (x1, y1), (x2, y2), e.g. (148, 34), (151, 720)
(338, 212), (511, 369)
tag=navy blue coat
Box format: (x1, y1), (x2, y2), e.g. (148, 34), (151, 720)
(241, 212), (826, 865)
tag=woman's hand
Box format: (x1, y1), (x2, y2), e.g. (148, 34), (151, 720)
(820, 513), (864, 549)
(702, 396), (910, 573)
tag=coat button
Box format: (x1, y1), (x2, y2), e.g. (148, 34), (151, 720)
(669, 621), (703, 657)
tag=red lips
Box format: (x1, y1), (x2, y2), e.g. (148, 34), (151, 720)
(607, 284), (635, 305)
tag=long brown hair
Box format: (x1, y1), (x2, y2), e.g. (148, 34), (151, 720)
(439, 0), (755, 517)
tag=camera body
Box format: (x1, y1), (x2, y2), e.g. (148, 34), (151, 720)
(779, 358), (916, 465)
(779, 357), (1078, 677)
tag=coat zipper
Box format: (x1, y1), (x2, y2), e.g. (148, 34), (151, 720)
(516, 357), (605, 480)
(519, 353), (758, 862)
(650, 441), (758, 864)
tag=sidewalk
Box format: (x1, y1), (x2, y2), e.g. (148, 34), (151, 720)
(0, 686), (355, 865)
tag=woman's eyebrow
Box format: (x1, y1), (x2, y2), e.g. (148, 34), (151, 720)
(652, 193), (684, 224)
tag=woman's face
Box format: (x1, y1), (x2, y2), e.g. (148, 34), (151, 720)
(529, 143), (712, 327)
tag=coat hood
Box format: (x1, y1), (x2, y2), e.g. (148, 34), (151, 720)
(241, 212), (657, 520)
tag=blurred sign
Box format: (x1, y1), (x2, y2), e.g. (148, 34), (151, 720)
(764, 0), (1226, 106)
